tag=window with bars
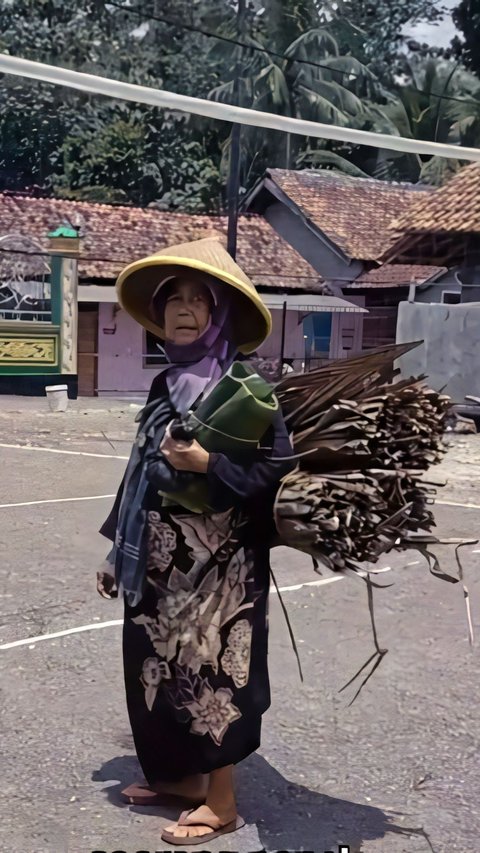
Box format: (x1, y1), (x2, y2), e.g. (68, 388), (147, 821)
(143, 330), (169, 367)
(0, 277), (52, 322)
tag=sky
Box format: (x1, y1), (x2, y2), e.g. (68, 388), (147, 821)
(403, 0), (458, 49)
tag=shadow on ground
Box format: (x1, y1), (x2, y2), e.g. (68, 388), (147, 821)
(93, 753), (431, 852)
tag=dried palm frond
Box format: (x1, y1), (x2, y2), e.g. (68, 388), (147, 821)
(275, 467), (443, 576)
(273, 344), (473, 702)
(275, 347), (452, 571)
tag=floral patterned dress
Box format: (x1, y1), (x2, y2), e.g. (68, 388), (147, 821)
(101, 372), (294, 784)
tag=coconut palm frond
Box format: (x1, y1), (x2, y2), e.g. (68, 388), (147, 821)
(254, 63), (292, 111)
(294, 84), (351, 126)
(302, 76), (367, 116)
(283, 27), (340, 61)
(296, 148), (371, 178)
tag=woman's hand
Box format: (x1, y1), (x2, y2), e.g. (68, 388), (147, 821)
(96, 561), (118, 599)
(160, 431), (210, 474)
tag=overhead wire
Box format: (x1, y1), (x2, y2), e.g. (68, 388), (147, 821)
(0, 247), (479, 288)
(107, 0), (480, 109)
(1, 54), (480, 162)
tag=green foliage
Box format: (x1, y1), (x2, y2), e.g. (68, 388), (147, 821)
(419, 156), (463, 187)
(0, 0), (225, 209)
(328, 0), (448, 79)
(451, 0), (480, 75)
(0, 0), (479, 209)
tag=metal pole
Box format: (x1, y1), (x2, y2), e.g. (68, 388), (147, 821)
(278, 299), (287, 379)
(226, 0), (246, 260)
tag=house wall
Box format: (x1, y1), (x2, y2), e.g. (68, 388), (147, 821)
(96, 303), (306, 395)
(329, 294), (365, 358)
(264, 202), (363, 280)
(412, 270), (461, 304)
(256, 306), (306, 361)
(97, 304), (154, 395)
(396, 300), (480, 403)
(337, 286), (409, 350)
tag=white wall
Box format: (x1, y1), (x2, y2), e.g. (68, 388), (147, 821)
(396, 300), (480, 403)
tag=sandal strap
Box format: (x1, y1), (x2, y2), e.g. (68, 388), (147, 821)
(177, 809), (232, 831)
(177, 809), (195, 826)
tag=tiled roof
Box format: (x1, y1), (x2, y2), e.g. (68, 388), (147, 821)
(344, 263), (446, 288)
(0, 193), (324, 292)
(266, 168), (432, 261)
(388, 163), (480, 236)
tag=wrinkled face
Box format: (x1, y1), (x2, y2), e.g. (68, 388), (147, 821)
(162, 278), (212, 345)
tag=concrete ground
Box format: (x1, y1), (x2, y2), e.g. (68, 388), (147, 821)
(0, 395), (479, 853)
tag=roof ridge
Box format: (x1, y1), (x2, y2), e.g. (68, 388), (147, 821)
(268, 167), (426, 191)
(0, 191), (221, 219)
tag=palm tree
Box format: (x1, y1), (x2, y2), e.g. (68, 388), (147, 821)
(381, 58), (480, 184)
(208, 27), (404, 191)
(290, 55), (480, 184)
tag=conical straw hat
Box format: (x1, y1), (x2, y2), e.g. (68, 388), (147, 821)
(116, 237), (272, 354)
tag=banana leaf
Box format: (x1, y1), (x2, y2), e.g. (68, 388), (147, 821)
(159, 362), (278, 514)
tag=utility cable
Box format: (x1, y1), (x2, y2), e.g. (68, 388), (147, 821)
(107, 0), (480, 109)
(1, 54), (479, 163)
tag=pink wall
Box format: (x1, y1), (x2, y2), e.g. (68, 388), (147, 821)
(97, 304), (156, 394)
(97, 304), (307, 395)
(329, 295), (365, 359)
(257, 308), (306, 360)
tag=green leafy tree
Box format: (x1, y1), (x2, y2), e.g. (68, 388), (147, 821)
(451, 0), (480, 75)
(209, 22), (404, 190)
(298, 56), (480, 184)
(1, 0), (478, 207)
(329, 0), (448, 79)
(0, 0), (226, 209)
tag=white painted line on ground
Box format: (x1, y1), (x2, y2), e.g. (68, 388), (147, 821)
(436, 499), (480, 510)
(0, 494), (116, 509)
(6, 547), (478, 652)
(0, 576), (345, 650)
(270, 576), (343, 594)
(0, 620), (124, 649)
(0, 442), (128, 460)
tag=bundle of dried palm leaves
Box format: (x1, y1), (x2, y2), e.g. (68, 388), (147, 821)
(275, 468), (440, 574)
(274, 343), (451, 571)
(273, 344), (475, 699)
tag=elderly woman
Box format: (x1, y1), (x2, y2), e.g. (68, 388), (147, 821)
(97, 238), (294, 844)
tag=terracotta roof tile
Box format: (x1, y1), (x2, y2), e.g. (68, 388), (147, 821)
(345, 263), (446, 288)
(0, 194), (324, 292)
(266, 169), (432, 261)
(387, 163), (480, 240)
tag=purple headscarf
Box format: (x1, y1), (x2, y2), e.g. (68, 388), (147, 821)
(149, 276), (237, 415)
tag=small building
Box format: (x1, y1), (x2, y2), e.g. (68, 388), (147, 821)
(386, 163), (480, 402)
(382, 162), (480, 304)
(0, 192), (365, 396)
(244, 168), (440, 354)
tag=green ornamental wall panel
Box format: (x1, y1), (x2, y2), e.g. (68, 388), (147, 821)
(0, 251), (67, 378)
(0, 327), (61, 374)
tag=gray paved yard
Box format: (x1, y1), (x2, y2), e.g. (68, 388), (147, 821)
(0, 395), (479, 853)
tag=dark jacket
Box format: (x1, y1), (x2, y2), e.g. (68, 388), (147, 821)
(99, 372), (294, 542)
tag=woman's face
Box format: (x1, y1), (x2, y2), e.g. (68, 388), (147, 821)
(162, 278), (212, 345)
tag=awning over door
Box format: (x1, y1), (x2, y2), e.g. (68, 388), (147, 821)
(261, 294), (367, 313)
(78, 285), (367, 314)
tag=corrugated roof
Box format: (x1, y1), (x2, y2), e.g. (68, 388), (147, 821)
(0, 193), (325, 292)
(266, 168), (432, 261)
(345, 263), (446, 288)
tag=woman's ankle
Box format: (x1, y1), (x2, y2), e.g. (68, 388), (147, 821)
(205, 766), (236, 816)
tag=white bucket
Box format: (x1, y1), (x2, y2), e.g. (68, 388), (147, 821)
(45, 384), (69, 412)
